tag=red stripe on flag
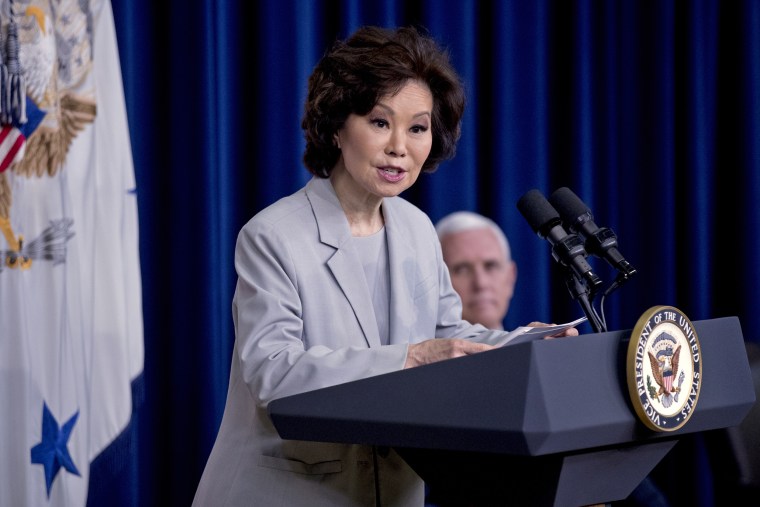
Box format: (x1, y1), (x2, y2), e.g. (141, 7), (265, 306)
(0, 125), (11, 145)
(0, 126), (25, 173)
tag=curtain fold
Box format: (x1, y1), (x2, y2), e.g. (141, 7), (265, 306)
(110, 1), (759, 504)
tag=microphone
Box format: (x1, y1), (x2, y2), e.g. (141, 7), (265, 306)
(549, 187), (636, 279)
(517, 189), (602, 290)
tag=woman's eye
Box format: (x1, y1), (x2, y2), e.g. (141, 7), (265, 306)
(371, 118), (389, 128)
(410, 125), (429, 134)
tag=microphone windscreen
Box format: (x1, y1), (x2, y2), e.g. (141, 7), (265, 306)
(549, 187), (590, 225)
(517, 189), (560, 234)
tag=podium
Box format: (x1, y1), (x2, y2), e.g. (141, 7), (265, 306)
(268, 317), (756, 506)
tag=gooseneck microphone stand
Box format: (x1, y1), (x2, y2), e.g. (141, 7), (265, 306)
(562, 266), (606, 333)
(516, 187), (633, 334)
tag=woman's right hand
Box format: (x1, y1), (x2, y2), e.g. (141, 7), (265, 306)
(404, 338), (494, 369)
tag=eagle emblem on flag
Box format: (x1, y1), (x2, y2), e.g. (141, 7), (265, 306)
(0, 2), (95, 270)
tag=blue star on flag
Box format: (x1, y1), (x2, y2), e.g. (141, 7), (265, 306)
(30, 402), (81, 497)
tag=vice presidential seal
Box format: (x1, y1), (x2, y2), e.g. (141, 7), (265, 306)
(626, 306), (702, 431)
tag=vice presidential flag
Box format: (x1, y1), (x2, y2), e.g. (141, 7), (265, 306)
(0, 1), (143, 505)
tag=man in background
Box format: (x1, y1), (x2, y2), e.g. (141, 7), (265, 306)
(436, 211), (517, 330)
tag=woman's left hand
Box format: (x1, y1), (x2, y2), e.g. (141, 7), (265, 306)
(526, 322), (579, 339)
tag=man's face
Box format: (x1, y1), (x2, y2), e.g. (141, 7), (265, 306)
(441, 228), (516, 330)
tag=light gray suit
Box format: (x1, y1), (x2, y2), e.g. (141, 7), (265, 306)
(193, 177), (505, 506)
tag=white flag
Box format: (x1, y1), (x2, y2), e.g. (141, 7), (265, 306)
(0, 0), (143, 504)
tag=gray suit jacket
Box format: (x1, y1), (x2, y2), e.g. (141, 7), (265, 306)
(193, 177), (505, 506)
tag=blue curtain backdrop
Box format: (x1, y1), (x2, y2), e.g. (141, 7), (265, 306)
(106, 0), (759, 505)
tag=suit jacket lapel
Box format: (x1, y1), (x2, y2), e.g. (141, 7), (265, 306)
(306, 178), (381, 348)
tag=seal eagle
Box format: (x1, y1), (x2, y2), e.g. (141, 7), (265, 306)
(648, 345), (681, 408)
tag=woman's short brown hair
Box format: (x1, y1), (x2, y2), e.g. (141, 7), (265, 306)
(302, 26), (466, 178)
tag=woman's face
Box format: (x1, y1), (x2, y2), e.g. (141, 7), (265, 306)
(334, 80), (434, 201)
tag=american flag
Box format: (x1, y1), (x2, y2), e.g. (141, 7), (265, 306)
(0, 96), (45, 173)
(0, 124), (26, 172)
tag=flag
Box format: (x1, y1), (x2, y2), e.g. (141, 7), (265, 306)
(0, 1), (143, 505)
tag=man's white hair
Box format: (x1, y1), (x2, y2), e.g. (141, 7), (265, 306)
(435, 211), (511, 262)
